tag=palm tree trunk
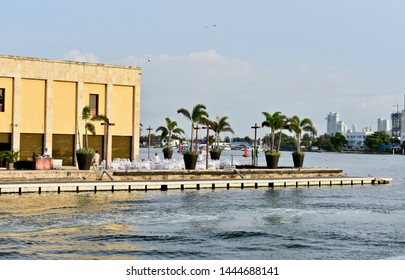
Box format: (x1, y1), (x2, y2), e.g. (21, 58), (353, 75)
(271, 130), (275, 152)
(190, 125), (194, 152)
(296, 134), (301, 152)
(276, 132), (282, 152)
(85, 131), (88, 150)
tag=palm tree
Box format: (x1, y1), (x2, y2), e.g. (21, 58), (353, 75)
(206, 116), (234, 160)
(156, 117), (185, 158)
(288, 115), (315, 154)
(81, 106), (110, 150)
(77, 106), (109, 170)
(177, 104), (209, 153)
(209, 116), (234, 150)
(262, 111), (286, 154)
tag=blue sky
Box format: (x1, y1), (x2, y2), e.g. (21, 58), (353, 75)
(3, 0), (405, 138)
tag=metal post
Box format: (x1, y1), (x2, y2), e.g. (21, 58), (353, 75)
(194, 125), (200, 152)
(202, 125), (211, 169)
(147, 126), (153, 160)
(101, 121), (115, 169)
(251, 123), (261, 166)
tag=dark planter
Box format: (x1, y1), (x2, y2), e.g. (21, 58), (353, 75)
(76, 153), (93, 170)
(292, 153), (305, 168)
(183, 153), (198, 170)
(14, 160), (34, 170)
(265, 154), (280, 169)
(210, 150), (222, 160)
(163, 148), (173, 159)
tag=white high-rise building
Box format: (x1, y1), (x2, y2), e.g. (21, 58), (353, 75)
(326, 112), (339, 135)
(326, 112), (347, 135)
(337, 121), (347, 135)
(377, 118), (390, 134)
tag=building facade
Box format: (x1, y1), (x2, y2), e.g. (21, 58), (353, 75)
(346, 131), (373, 150)
(377, 118), (390, 134)
(401, 110), (405, 142)
(326, 112), (347, 135)
(391, 112), (401, 138)
(0, 55), (141, 165)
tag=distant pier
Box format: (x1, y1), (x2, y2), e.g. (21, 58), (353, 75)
(0, 168), (391, 195)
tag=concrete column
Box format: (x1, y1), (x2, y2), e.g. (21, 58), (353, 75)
(11, 75), (21, 151)
(132, 75), (141, 160)
(105, 83), (113, 163)
(75, 81), (84, 151)
(44, 79), (53, 152)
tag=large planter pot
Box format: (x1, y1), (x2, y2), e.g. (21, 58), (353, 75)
(163, 148), (173, 159)
(210, 150), (222, 160)
(292, 153), (305, 168)
(183, 153), (198, 170)
(265, 154), (280, 169)
(76, 153), (93, 170)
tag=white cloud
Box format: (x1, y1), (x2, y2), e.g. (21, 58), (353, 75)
(118, 50), (394, 136)
(64, 49), (100, 63)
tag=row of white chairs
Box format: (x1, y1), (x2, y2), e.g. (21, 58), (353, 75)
(99, 158), (241, 171)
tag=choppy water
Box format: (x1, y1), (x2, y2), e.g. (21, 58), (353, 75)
(0, 151), (404, 259)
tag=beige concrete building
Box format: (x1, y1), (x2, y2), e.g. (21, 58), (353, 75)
(0, 54), (141, 166)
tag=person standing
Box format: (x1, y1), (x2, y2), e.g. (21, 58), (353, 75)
(154, 152), (161, 163)
(43, 148), (51, 158)
(93, 151), (100, 171)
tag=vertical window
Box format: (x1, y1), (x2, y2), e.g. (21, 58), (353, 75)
(89, 94), (98, 116)
(0, 88), (4, 112)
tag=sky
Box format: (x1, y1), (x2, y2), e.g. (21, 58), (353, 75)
(3, 0), (405, 138)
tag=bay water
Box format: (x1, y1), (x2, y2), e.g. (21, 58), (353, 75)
(0, 150), (404, 259)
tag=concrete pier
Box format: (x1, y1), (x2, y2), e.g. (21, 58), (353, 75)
(0, 168), (392, 195)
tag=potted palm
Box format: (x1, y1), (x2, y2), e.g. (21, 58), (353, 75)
(76, 106), (109, 170)
(288, 115), (315, 168)
(156, 117), (185, 159)
(208, 116), (234, 160)
(262, 111), (286, 169)
(177, 104), (209, 169)
(4, 150), (20, 170)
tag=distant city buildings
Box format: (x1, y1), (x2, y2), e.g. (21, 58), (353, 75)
(326, 112), (347, 135)
(326, 106), (405, 146)
(377, 118), (390, 134)
(325, 112), (392, 150)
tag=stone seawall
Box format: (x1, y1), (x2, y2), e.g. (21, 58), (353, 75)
(113, 168), (343, 181)
(0, 167), (343, 183)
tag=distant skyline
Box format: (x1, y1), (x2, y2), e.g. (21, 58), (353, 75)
(3, 0), (405, 137)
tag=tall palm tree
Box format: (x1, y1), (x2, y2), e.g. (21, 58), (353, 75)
(262, 111), (286, 153)
(177, 104), (209, 153)
(81, 105), (109, 150)
(288, 115), (315, 153)
(156, 117), (185, 148)
(209, 116), (234, 150)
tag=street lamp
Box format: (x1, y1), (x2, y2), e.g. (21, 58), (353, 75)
(194, 125), (200, 151)
(251, 123), (261, 166)
(202, 125), (211, 169)
(101, 121), (115, 169)
(147, 126), (153, 160)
